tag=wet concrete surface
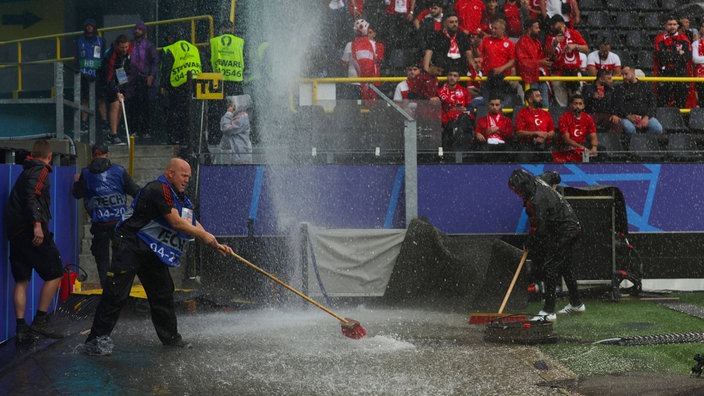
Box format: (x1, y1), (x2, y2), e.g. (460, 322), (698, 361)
(1, 303), (579, 395)
(4, 301), (704, 395)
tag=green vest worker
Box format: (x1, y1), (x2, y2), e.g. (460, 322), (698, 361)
(210, 34), (245, 82)
(164, 40), (202, 87)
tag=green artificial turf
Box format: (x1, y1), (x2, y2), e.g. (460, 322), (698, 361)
(529, 294), (704, 377)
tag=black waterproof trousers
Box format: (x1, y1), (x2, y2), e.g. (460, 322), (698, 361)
(87, 231), (181, 345)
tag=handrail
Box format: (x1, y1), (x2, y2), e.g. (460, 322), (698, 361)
(0, 15), (214, 95)
(301, 74), (704, 112)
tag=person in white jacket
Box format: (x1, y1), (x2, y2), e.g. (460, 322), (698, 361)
(219, 95), (253, 164)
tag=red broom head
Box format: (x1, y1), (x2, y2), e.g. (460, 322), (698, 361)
(341, 318), (366, 340)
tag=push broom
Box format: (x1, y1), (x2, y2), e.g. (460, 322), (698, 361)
(468, 249), (529, 325)
(229, 251), (367, 339)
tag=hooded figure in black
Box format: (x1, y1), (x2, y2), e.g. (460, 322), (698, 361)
(508, 169), (583, 321)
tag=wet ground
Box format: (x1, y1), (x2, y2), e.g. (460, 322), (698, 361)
(2, 302), (704, 395)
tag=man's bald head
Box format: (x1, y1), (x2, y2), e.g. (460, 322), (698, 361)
(165, 158), (192, 193)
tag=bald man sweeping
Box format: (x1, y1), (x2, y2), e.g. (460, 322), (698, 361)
(83, 158), (234, 355)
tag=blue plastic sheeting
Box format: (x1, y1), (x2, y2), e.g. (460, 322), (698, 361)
(199, 163), (704, 236)
(0, 165), (78, 343)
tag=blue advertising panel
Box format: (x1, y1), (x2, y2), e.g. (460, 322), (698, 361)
(199, 163), (704, 236)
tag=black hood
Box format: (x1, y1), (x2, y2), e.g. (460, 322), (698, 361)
(508, 169), (536, 199)
(538, 170), (561, 186)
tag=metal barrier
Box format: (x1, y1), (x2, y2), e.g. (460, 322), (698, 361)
(0, 62), (83, 154)
(0, 15), (214, 96)
(301, 75), (704, 114)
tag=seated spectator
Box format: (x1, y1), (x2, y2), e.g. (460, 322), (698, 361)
(611, 66), (663, 135)
(583, 69), (622, 134)
(394, 63), (422, 114)
(553, 94), (598, 163)
(474, 95), (514, 159)
(219, 95), (253, 164)
(424, 12), (475, 76)
(586, 38), (622, 77)
(544, 14), (588, 107)
(515, 88), (555, 161)
(438, 68), (474, 149)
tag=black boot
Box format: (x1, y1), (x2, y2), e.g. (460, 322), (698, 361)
(30, 314), (64, 339)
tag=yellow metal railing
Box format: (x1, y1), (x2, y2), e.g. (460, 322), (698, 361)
(0, 15), (214, 96)
(301, 75), (704, 113)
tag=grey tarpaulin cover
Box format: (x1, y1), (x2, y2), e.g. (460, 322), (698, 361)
(305, 225), (406, 297)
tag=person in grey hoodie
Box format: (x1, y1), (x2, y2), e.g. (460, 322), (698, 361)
(219, 95), (253, 164)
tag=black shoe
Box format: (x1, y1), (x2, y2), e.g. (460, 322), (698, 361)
(81, 335), (114, 356)
(106, 133), (125, 146)
(163, 335), (192, 348)
(30, 315), (64, 339)
(16, 322), (39, 344)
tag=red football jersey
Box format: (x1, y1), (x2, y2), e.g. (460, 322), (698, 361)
(438, 83), (471, 124)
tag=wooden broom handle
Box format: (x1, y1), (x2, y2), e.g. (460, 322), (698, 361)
(498, 249), (529, 314)
(229, 251), (351, 324)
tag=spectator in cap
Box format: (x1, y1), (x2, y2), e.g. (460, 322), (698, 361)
(586, 37), (622, 77)
(73, 143), (139, 288)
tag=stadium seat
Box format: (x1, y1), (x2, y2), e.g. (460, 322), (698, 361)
(667, 133), (701, 161)
(636, 51), (654, 70)
(606, 0), (629, 10)
(579, 0), (605, 10)
(615, 12), (639, 28)
(475, 105), (488, 120)
(596, 133), (627, 161)
(656, 107), (688, 134)
(641, 12), (661, 29)
(627, 134), (663, 161)
(688, 107), (704, 133)
(625, 31), (647, 49)
(587, 13), (611, 28)
(550, 105), (568, 131)
(332, 101), (367, 151)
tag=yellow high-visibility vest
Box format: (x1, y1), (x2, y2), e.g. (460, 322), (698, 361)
(165, 40), (202, 87)
(210, 34), (245, 82)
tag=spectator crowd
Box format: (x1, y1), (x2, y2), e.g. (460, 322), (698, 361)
(327, 0), (704, 163)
